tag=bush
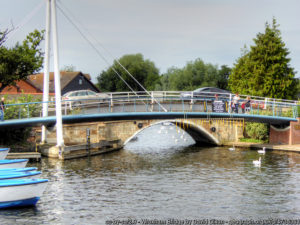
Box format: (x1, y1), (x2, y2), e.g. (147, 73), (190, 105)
(4, 94), (41, 120)
(245, 122), (269, 141)
(0, 94), (41, 146)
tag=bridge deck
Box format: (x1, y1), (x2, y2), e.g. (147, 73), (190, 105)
(0, 112), (295, 129)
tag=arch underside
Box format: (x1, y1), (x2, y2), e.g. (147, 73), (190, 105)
(125, 120), (219, 146)
(174, 121), (218, 146)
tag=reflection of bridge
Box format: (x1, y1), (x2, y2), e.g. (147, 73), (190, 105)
(1, 91), (299, 159)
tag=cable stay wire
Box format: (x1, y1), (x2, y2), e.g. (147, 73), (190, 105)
(56, 4), (149, 105)
(56, 5), (154, 112)
(56, 1), (167, 112)
(6, 0), (45, 43)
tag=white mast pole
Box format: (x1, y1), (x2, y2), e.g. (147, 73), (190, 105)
(51, 0), (64, 148)
(41, 0), (51, 144)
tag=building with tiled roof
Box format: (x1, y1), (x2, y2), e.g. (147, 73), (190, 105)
(0, 71), (99, 96)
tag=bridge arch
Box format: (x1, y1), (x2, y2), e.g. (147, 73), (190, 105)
(124, 120), (219, 146)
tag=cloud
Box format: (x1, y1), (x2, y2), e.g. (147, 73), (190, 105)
(2, 0), (300, 80)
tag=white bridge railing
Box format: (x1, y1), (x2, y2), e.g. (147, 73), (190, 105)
(2, 91), (299, 120)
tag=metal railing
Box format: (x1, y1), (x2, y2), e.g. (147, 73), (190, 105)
(2, 91), (299, 120)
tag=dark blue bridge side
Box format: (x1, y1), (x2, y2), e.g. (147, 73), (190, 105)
(0, 112), (295, 129)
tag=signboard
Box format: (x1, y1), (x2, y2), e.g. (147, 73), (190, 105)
(212, 100), (226, 113)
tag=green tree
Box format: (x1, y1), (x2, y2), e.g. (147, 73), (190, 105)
(216, 65), (231, 90)
(97, 53), (160, 92)
(0, 29), (44, 92)
(61, 65), (76, 72)
(229, 18), (297, 99)
(158, 58), (225, 91)
(0, 29), (10, 46)
(296, 78), (300, 98)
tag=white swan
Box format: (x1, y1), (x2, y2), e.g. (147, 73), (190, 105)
(253, 157), (261, 167)
(229, 145), (235, 151)
(258, 147), (266, 154)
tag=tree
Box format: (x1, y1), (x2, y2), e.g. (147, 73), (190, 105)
(216, 65), (231, 90)
(158, 58), (226, 91)
(228, 18), (297, 99)
(0, 29), (10, 46)
(61, 65), (76, 72)
(296, 78), (300, 98)
(0, 29), (44, 92)
(97, 53), (160, 92)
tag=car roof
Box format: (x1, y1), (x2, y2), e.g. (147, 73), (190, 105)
(63, 90), (96, 96)
(194, 87), (231, 93)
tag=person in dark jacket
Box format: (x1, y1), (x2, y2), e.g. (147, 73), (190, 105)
(244, 96), (251, 113)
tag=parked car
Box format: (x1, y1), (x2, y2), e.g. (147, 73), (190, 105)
(62, 90), (109, 109)
(180, 87), (231, 100)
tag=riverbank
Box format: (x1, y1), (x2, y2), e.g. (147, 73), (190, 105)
(227, 142), (300, 153)
(4, 140), (300, 162)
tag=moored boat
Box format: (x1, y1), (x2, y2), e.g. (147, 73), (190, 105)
(0, 179), (48, 208)
(0, 171), (41, 180)
(0, 148), (10, 160)
(0, 159), (28, 169)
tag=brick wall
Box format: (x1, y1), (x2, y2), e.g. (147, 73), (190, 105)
(269, 118), (300, 145)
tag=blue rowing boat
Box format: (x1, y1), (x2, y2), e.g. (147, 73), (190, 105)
(0, 179), (48, 208)
(0, 148), (10, 160)
(0, 159), (28, 169)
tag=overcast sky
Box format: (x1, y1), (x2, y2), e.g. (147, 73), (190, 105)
(2, 0), (300, 82)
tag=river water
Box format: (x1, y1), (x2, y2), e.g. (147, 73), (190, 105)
(1, 124), (300, 225)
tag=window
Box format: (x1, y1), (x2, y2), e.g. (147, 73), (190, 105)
(87, 91), (96, 96)
(79, 79), (82, 85)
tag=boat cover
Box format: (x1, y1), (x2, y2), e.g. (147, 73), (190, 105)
(0, 171), (41, 180)
(0, 179), (48, 187)
(0, 167), (37, 172)
(0, 159), (28, 165)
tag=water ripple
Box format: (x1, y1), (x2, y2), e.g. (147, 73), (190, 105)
(2, 126), (300, 223)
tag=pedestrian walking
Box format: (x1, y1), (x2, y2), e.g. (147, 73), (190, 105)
(233, 93), (240, 113)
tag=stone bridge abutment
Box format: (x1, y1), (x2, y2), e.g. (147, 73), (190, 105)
(43, 118), (244, 159)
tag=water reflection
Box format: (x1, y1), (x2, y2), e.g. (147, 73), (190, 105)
(1, 125), (300, 224)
